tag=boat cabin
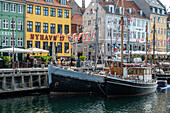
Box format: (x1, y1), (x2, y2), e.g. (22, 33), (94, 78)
(105, 59), (153, 82)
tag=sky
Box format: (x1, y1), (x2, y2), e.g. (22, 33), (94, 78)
(74, 0), (170, 12)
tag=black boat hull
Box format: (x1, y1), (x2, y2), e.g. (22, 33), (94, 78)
(50, 73), (104, 94)
(105, 77), (157, 97)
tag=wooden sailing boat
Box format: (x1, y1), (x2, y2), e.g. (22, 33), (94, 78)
(48, 0), (157, 97)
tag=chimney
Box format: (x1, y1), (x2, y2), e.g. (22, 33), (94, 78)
(82, 0), (85, 14)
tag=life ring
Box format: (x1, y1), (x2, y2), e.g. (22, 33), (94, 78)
(54, 82), (59, 86)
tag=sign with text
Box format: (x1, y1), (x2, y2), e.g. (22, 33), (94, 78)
(30, 34), (65, 41)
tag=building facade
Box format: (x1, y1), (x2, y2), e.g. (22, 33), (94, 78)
(0, 0), (25, 60)
(167, 13), (170, 52)
(25, 0), (71, 58)
(134, 0), (168, 52)
(83, 0), (149, 59)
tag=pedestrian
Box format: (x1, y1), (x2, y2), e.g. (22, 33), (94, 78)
(33, 58), (37, 68)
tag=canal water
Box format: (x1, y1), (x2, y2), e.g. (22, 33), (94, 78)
(0, 90), (170, 113)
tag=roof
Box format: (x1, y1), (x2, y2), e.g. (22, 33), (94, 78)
(146, 0), (164, 9)
(112, 0), (148, 19)
(7, 0), (25, 3)
(71, 14), (82, 25)
(25, 0), (72, 8)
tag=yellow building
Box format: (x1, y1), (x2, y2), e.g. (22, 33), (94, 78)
(150, 14), (168, 52)
(25, 0), (71, 57)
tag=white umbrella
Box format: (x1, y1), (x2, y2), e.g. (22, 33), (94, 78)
(0, 48), (32, 53)
(167, 52), (170, 55)
(157, 51), (167, 55)
(28, 47), (49, 53)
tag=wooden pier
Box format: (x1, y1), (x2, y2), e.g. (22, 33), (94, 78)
(0, 68), (49, 94)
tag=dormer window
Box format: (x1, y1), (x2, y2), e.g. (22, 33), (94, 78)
(60, 0), (67, 5)
(109, 5), (114, 13)
(152, 7), (155, 13)
(157, 9), (160, 14)
(140, 10), (142, 16)
(45, 0), (52, 3)
(162, 9), (164, 15)
(129, 8), (131, 14)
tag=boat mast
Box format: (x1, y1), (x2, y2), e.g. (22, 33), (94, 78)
(153, 17), (156, 64)
(12, 18), (15, 69)
(94, 0), (99, 72)
(121, 0), (124, 77)
(110, 28), (112, 58)
(145, 23), (148, 66)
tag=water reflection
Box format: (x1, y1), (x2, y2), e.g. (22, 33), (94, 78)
(0, 90), (169, 113)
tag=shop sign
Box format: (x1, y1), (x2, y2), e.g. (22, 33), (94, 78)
(0, 31), (16, 36)
(30, 34), (65, 41)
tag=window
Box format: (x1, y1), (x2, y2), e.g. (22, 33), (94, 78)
(18, 38), (23, 47)
(133, 19), (136, 26)
(11, 4), (16, 12)
(65, 25), (69, 34)
(35, 22), (41, 32)
(164, 40), (166, 46)
(164, 18), (166, 24)
(164, 29), (166, 35)
(27, 5), (33, 14)
(58, 24), (62, 34)
(152, 7), (155, 13)
(3, 3), (9, 11)
(114, 63), (117, 67)
(161, 18), (163, 23)
(2, 37), (8, 46)
(10, 37), (16, 46)
(51, 8), (55, 17)
(58, 9), (62, 17)
(45, 0), (52, 3)
(0, 19), (1, 29)
(35, 6), (41, 15)
(43, 7), (48, 16)
(60, 0), (67, 5)
(27, 41), (32, 48)
(3, 19), (9, 29)
(57, 42), (62, 53)
(142, 33), (145, 39)
(158, 28), (160, 34)
(11, 20), (16, 30)
(18, 5), (23, 13)
(88, 20), (91, 25)
(161, 28), (163, 34)
(64, 43), (69, 53)
(50, 24), (55, 34)
(43, 42), (48, 50)
(64, 10), (69, 18)
(138, 32), (140, 39)
(43, 23), (48, 33)
(27, 21), (33, 32)
(137, 20), (140, 27)
(18, 21), (23, 30)
(35, 41), (40, 48)
(133, 32), (136, 39)
(161, 41), (163, 46)
(158, 40), (159, 47)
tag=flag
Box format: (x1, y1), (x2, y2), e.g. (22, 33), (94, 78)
(136, 38), (139, 43)
(78, 33), (83, 40)
(85, 32), (89, 36)
(57, 33), (60, 37)
(83, 36), (86, 41)
(66, 34), (70, 38)
(167, 38), (170, 42)
(117, 33), (119, 37)
(88, 36), (91, 41)
(155, 39), (157, 43)
(72, 33), (76, 39)
(141, 39), (144, 41)
(160, 38), (163, 42)
(61, 33), (65, 37)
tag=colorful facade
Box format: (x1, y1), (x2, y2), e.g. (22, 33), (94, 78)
(0, 0), (25, 59)
(25, 0), (71, 57)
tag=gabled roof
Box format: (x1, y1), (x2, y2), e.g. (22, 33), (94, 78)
(112, 0), (148, 19)
(71, 14), (82, 25)
(25, 0), (72, 8)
